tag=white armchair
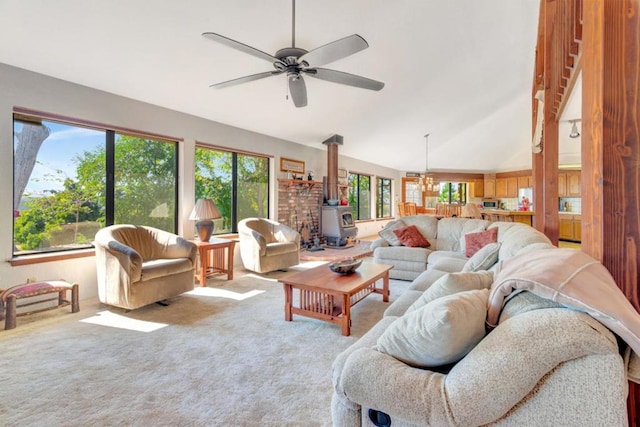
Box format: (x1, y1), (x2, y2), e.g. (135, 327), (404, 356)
(238, 218), (300, 273)
(94, 224), (197, 309)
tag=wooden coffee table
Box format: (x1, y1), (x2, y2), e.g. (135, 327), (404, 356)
(279, 263), (393, 336)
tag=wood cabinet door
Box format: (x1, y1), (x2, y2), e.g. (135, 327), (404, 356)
(528, 175), (534, 187)
(507, 177), (518, 197)
(469, 179), (484, 198)
(558, 172), (567, 197)
(517, 176), (529, 189)
(567, 171), (581, 197)
(573, 219), (582, 242)
(559, 217), (574, 240)
(484, 179), (496, 197)
(495, 178), (507, 198)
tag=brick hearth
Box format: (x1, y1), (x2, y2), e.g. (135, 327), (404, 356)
(277, 179), (324, 247)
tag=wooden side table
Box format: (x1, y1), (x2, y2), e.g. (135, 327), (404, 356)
(191, 238), (236, 286)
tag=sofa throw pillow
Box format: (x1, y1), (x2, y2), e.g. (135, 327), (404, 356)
(377, 289), (489, 368)
(406, 271), (494, 313)
(464, 227), (498, 257)
(378, 220), (406, 246)
(462, 242), (501, 272)
(393, 225), (430, 248)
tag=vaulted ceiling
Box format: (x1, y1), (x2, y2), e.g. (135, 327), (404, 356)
(0, 0), (552, 173)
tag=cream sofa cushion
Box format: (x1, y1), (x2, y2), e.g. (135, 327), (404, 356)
(376, 289), (489, 367)
(406, 271), (493, 313)
(462, 242), (501, 272)
(378, 220), (406, 246)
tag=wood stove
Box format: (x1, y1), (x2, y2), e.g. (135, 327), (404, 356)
(321, 206), (357, 247)
(320, 134), (358, 246)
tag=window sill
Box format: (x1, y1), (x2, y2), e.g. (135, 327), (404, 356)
(10, 248), (95, 266)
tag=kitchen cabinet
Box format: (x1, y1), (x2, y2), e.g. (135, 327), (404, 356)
(496, 177), (518, 198)
(495, 178), (507, 198)
(517, 176), (529, 189)
(567, 171), (581, 197)
(573, 218), (582, 241)
(558, 170), (581, 197)
(559, 213), (581, 242)
(507, 177), (518, 197)
(558, 173), (567, 197)
(469, 179), (484, 198)
(484, 178), (496, 197)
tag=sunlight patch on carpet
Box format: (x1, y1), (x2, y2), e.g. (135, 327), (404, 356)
(187, 287), (265, 300)
(80, 310), (167, 332)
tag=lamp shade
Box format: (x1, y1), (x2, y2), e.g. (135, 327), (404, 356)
(460, 203), (482, 219)
(189, 199), (221, 221)
(189, 199), (221, 242)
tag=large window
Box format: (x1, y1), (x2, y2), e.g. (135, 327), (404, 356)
(376, 177), (392, 218)
(438, 182), (467, 204)
(195, 146), (269, 234)
(13, 114), (178, 256)
(348, 172), (371, 220)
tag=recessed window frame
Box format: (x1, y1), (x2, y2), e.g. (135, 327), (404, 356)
(11, 107), (180, 259)
(195, 143), (271, 234)
(376, 176), (393, 218)
(348, 171), (372, 221)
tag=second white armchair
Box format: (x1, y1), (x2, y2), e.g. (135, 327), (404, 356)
(238, 218), (300, 273)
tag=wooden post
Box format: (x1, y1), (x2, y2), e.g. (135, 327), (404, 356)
(582, 0), (640, 423)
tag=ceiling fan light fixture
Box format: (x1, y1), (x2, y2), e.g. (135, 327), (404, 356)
(421, 134), (439, 193)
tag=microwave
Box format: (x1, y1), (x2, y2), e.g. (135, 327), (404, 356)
(482, 199), (500, 209)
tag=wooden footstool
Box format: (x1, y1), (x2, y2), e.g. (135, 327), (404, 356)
(1, 280), (79, 330)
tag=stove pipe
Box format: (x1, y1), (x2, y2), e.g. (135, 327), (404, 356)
(322, 134), (343, 201)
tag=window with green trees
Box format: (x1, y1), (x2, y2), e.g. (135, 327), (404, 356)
(348, 172), (371, 220)
(13, 114), (178, 256)
(194, 146), (269, 234)
(438, 182), (467, 204)
(376, 177), (392, 218)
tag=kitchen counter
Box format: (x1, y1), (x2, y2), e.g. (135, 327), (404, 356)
(481, 209), (535, 226)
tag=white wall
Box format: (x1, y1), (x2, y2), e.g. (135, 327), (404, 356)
(0, 63), (399, 299)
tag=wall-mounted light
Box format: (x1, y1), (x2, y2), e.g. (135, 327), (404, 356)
(569, 119), (581, 139)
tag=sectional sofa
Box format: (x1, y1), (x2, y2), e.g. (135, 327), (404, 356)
(371, 216), (550, 281)
(332, 216), (640, 426)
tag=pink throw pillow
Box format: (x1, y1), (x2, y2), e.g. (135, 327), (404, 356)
(465, 227), (498, 257)
(393, 225), (431, 248)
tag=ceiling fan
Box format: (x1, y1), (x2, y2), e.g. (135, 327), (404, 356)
(202, 0), (384, 108)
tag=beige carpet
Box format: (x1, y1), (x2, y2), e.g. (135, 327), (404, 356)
(0, 261), (407, 426)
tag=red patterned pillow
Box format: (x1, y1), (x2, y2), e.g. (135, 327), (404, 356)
(465, 227), (498, 257)
(393, 225), (431, 248)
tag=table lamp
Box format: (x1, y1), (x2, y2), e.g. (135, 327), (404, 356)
(460, 203), (482, 219)
(189, 198), (221, 242)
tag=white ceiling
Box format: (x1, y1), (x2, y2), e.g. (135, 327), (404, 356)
(0, 0), (550, 173)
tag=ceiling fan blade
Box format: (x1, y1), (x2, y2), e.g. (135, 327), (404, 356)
(299, 34), (369, 67)
(305, 68), (385, 91)
(289, 76), (307, 108)
(202, 32), (278, 63)
(211, 71), (281, 89)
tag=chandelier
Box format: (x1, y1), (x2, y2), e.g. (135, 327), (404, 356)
(421, 134), (439, 192)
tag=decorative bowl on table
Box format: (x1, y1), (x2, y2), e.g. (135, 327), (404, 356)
(328, 258), (363, 275)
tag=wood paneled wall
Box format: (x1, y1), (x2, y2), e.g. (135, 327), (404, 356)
(535, 0), (640, 423)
